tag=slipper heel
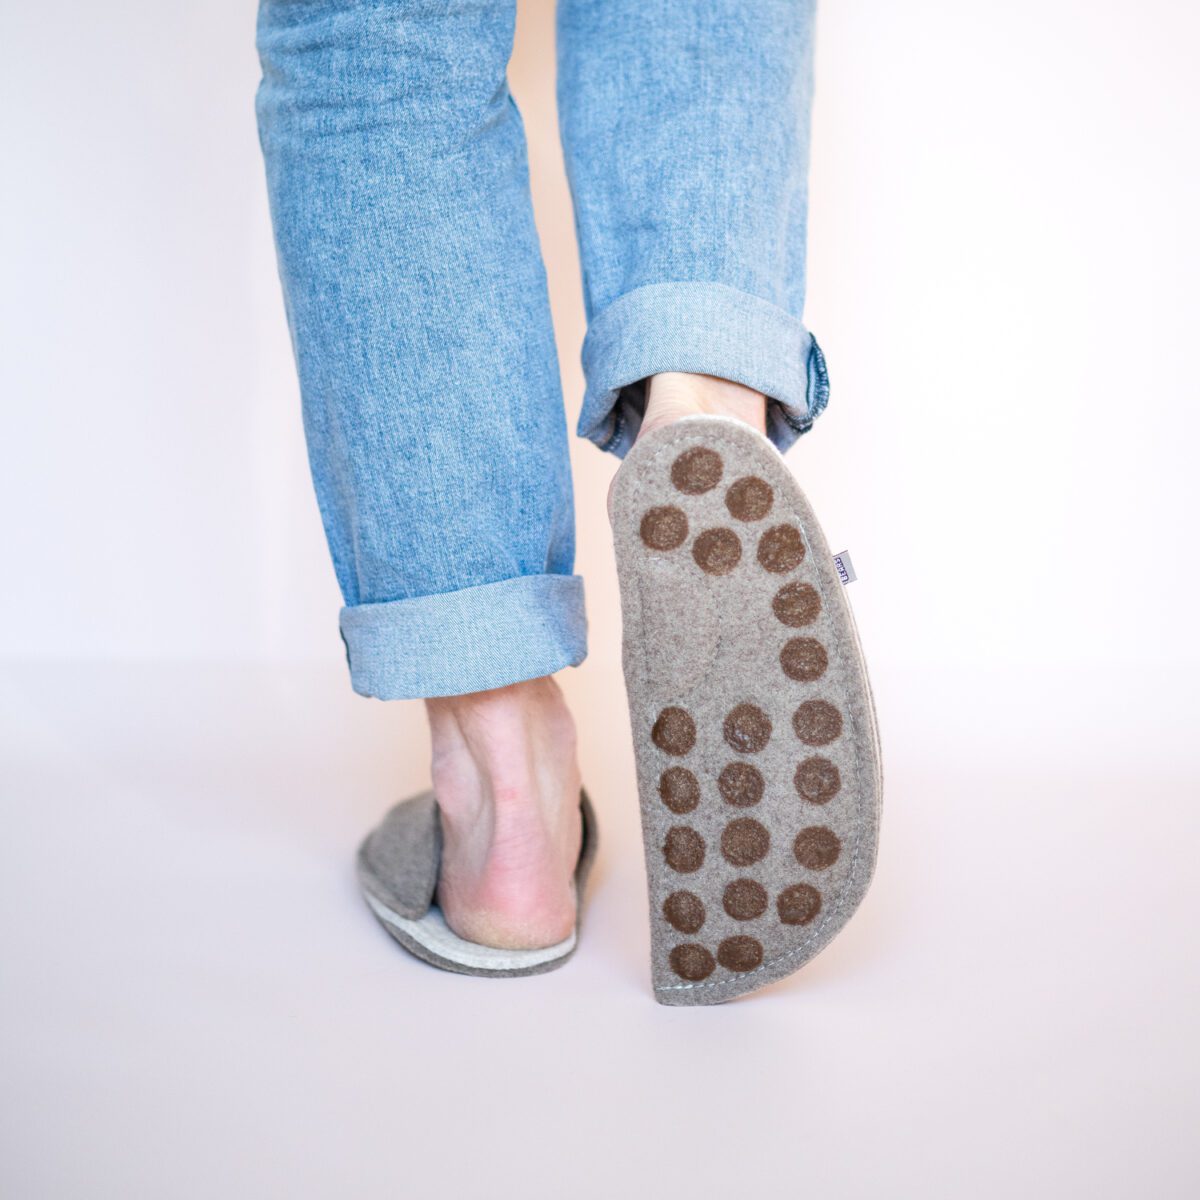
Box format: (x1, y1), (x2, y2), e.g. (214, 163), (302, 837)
(356, 789), (599, 978)
(611, 415), (882, 1006)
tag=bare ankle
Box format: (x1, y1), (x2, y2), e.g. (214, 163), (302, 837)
(641, 371), (767, 441)
(425, 677), (576, 818)
(422, 675), (583, 949)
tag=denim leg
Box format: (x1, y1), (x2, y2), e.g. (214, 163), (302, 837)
(255, 0), (585, 699)
(556, 0), (830, 458)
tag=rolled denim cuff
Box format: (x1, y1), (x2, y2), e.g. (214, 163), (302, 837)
(339, 573), (587, 700)
(577, 281), (830, 459)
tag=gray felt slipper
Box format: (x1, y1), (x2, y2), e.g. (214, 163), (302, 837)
(356, 789), (599, 977)
(611, 415), (882, 1006)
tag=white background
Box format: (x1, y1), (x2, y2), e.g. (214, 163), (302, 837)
(3, 1), (1198, 1197)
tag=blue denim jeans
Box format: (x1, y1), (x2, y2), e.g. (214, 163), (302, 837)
(255, 0), (828, 700)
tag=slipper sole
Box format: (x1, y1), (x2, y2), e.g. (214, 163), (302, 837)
(611, 415), (882, 1005)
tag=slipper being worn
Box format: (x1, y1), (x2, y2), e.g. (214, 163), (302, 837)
(356, 789), (599, 977)
(611, 415), (882, 1006)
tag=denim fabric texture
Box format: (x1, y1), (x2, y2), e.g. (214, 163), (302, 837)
(255, 0), (825, 700)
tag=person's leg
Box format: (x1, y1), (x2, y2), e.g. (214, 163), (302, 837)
(558, 5), (879, 1004)
(255, 0), (582, 947)
(556, 0), (828, 453)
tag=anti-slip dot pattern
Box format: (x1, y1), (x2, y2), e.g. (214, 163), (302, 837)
(793, 700), (843, 745)
(640, 506), (689, 551)
(772, 581), (821, 627)
(628, 436), (874, 991)
(780, 637), (829, 682)
(658, 766), (700, 814)
(723, 878), (769, 920)
(650, 706), (696, 756)
(670, 446), (724, 494)
(669, 943), (717, 981)
(662, 826), (705, 873)
(717, 936), (765, 972)
(663, 890), (706, 934)
(725, 475), (774, 521)
(717, 762), (764, 807)
(693, 528), (742, 575)
(794, 756), (840, 804)
(777, 883), (823, 926)
(723, 703), (772, 753)
(794, 826), (842, 870)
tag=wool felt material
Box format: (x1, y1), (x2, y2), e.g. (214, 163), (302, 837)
(357, 789), (599, 977)
(611, 415), (882, 1006)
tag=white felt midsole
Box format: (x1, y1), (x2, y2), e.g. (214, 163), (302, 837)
(364, 891), (576, 972)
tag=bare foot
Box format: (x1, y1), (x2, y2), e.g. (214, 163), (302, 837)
(425, 675), (583, 950)
(607, 372), (768, 516)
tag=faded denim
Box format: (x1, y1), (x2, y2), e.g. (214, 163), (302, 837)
(255, 0), (827, 700)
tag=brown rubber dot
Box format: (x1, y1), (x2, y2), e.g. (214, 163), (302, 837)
(671, 446), (724, 495)
(794, 826), (842, 870)
(663, 826), (706, 873)
(794, 756), (841, 804)
(757, 524), (807, 573)
(670, 943), (716, 981)
(780, 637), (828, 682)
(725, 476), (774, 522)
(659, 766), (701, 814)
(692, 527), (742, 575)
(777, 883), (822, 926)
(721, 817), (770, 866)
(639, 505), (688, 551)
(717, 935), (764, 972)
(792, 700), (843, 746)
(717, 761), (764, 807)
(663, 890), (706, 934)
(772, 581), (821, 627)
(723, 878), (769, 921)
(652, 706), (696, 756)
(723, 703), (772, 753)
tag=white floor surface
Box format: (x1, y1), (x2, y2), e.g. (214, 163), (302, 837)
(2, 658), (1197, 1198)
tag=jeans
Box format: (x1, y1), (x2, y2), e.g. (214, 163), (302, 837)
(255, 0), (828, 700)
